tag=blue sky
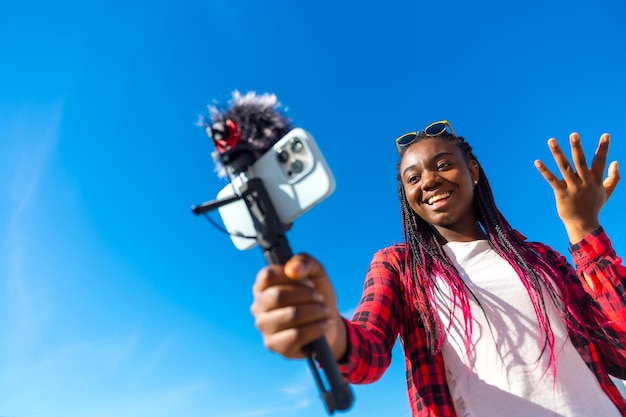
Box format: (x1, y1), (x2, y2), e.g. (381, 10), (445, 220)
(1, 0), (625, 416)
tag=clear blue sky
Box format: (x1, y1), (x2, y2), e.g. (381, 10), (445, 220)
(1, 0), (625, 416)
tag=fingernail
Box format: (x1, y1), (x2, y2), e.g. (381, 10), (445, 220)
(286, 258), (309, 278)
(295, 257), (310, 274)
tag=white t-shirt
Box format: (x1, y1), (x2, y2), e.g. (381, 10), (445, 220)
(435, 239), (620, 417)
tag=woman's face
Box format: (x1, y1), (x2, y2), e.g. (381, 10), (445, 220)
(399, 138), (481, 241)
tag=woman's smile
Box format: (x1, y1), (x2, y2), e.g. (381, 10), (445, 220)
(424, 191), (453, 207)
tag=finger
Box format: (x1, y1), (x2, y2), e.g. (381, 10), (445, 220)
(603, 160), (620, 200)
(285, 253), (339, 311)
(262, 321), (329, 358)
(534, 159), (565, 192)
(284, 253), (328, 282)
(548, 138), (579, 184)
(569, 133), (591, 182)
(251, 283), (323, 315)
(590, 133), (610, 183)
(253, 264), (315, 295)
(255, 303), (328, 335)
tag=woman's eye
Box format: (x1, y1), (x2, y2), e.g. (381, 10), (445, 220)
(437, 162), (452, 170)
(407, 175), (420, 184)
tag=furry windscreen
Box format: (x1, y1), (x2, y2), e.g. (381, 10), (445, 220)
(199, 91), (293, 178)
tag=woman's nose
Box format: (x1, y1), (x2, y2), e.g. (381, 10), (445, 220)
(420, 170), (441, 190)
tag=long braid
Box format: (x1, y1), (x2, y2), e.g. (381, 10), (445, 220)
(397, 132), (589, 371)
(399, 181), (476, 357)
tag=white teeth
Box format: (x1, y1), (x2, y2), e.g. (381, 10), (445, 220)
(427, 192), (451, 205)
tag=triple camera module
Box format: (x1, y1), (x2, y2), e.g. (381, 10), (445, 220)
(274, 136), (313, 181)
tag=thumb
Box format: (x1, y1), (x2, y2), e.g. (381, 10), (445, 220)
(284, 253), (328, 282)
(603, 161), (620, 200)
(284, 253), (337, 308)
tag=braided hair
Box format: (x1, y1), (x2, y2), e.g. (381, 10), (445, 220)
(397, 131), (587, 370)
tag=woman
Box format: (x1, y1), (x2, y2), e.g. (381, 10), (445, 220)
(250, 121), (625, 416)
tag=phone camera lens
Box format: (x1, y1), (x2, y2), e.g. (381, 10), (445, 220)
(290, 139), (304, 153)
(277, 150), (289, 163)
(290, 159), (304, 174)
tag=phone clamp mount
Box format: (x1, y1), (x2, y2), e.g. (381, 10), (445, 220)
(191, 124), (354, 415)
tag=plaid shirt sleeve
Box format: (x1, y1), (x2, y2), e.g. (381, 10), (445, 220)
(337, 246), (404, 383)
(337, 246), (456, 417)
(568, 226), (626, 376)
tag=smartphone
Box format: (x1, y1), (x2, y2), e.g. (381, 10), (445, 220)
(216, 128), (336, 250)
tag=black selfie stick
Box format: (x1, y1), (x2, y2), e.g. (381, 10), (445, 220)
(192, 145), (354, 415)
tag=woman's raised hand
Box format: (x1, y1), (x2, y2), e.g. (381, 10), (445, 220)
(534, 132), (620, 243)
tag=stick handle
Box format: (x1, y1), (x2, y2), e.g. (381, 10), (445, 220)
(243, 178), (354, 414)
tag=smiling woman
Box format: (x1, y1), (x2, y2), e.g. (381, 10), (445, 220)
(2, 0), (625, 415)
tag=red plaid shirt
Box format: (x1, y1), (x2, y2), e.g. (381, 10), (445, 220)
(338, 227), (626, 417)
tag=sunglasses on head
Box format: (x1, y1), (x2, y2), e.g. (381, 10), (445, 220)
(395, 120), (457, 152)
